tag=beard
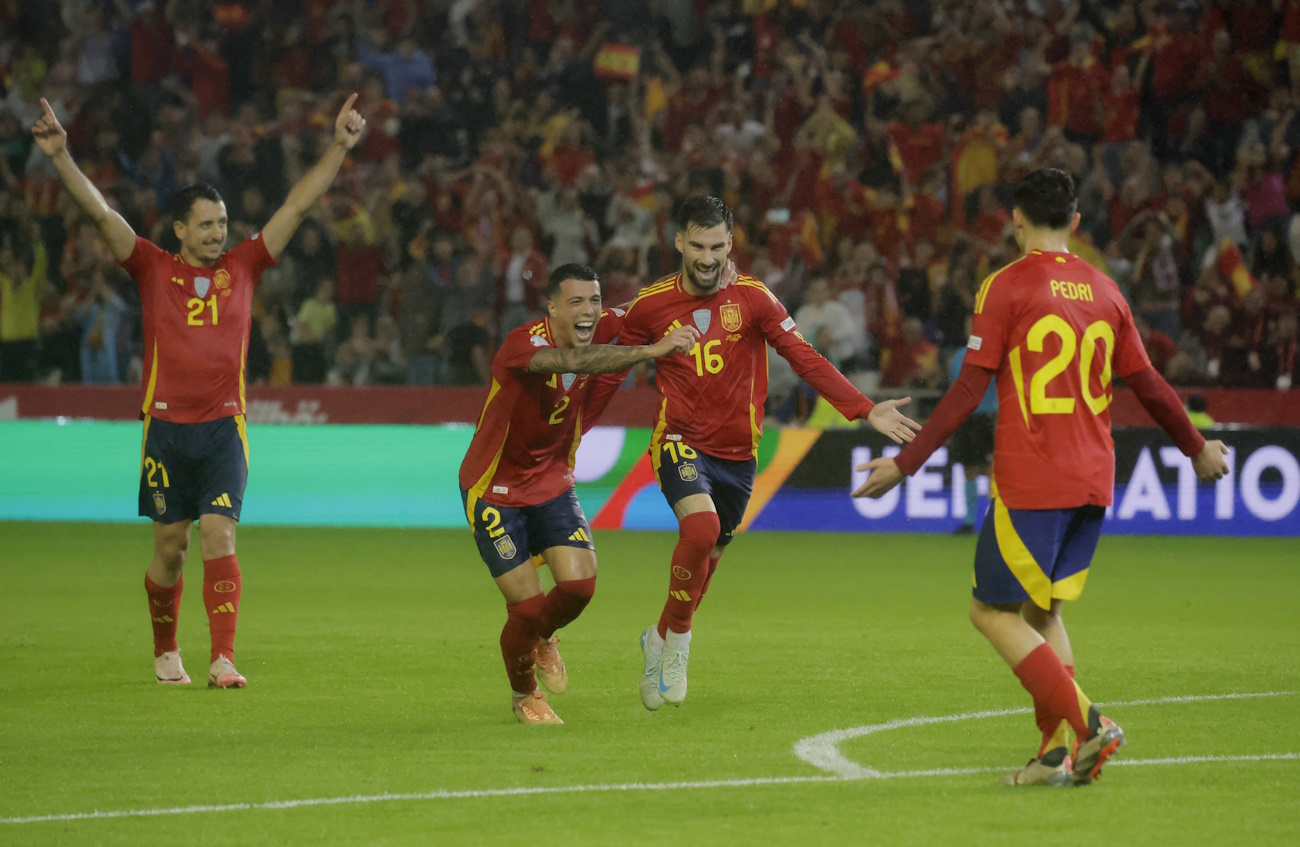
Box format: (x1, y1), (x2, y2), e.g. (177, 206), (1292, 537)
(684, 260), (721, 292)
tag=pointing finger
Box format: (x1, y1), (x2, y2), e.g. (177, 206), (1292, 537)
(341, 92), (358, 114)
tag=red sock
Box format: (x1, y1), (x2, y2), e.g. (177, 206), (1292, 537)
(1034, 663), (1075, 754)
(657, 511), (720, 638)
(539, 577), (596, 639)
(692, 551), (724, 614)
(145, 575), (183, 658)
(1013, 644), (1088, 737)
(203, 555), (241, 664)
(502, 594), (546, 694)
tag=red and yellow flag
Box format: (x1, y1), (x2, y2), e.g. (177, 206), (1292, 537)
(1216, 239), (1260, 299)
(594, 44), (641, 80)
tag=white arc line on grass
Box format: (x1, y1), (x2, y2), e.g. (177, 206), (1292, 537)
(1, 691), (1294, 827)
(793, 690), (1295, 779)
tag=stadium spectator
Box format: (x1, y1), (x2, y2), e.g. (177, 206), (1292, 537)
(1, 0), (1298, 397)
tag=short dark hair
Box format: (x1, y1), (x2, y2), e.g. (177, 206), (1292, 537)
(170, 184), (225, 224)
(547, 263), (599, 299)
(1012, 168), (1077, 230)
(675, 195), (733, 233)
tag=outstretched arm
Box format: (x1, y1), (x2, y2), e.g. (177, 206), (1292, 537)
(260, 94), (366, 259)
(31, 98), (136, 262)
(528, 325), (698, 374)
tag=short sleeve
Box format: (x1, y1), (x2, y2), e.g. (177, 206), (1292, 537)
(119, 237), (168, 282)
(496, 328), (546, 372)
(228, 233), (277, 278)
(617, 300), (652, 346)
(964, 272), (1010, 370)
(1111, 296), (1153, 378)
(594, 307), (625, 344)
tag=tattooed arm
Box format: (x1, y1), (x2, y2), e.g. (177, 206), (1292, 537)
(528, 325), (699, 374)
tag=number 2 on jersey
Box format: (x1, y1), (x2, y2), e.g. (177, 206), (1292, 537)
(1009, 315), (1114, 423)
(187, 295), (219, 326)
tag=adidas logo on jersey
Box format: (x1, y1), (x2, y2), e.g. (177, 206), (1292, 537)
(211, 602), (236, 614)
(211, 493), (232, 507)
(568, 528), (591, 543)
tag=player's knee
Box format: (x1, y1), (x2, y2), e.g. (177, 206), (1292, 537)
(558, 575), (596, 606)
(678, 511), (721, 553)
(198, 518), (237, 559)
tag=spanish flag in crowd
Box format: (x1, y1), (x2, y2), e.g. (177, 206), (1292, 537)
(1216, 239), (1261, 299)
(862, 61), (900, 93)
(593, 44), (640, 80)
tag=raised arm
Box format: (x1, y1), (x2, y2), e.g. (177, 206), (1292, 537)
(31, 98), (136, 263)
(528, 325), (698, 374)
(260, 94), (366, 259)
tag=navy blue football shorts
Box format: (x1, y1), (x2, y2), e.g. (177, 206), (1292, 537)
(652, 439), (756, 547)
(973, 498), (1105, 610)
(462, 486), (594, 578)
(138, 415), (249, 523)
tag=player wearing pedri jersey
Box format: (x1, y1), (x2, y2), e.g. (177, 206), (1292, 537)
(855, 169), (1230, 786)
(618, 196), (921, 711)
(32, 95), (367, 689)
(459, 264), (698, 725)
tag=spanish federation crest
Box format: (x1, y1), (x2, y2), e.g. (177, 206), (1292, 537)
(152, 491), (166, 515)
(493, 534), (518, 560)
(720, 302), (742, 332)
(692, 308), (711, 334)
(562, 373), (576, 391)
(194, 276), (211, 298)
(214, 269), (232, 297)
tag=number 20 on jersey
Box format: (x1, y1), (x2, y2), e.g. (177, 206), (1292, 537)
(1008, 314), (1114, 423)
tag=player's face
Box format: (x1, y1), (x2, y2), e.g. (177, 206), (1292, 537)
(677, 223), (732, 294)
(548, 278), (602, 347)
(176, 199), (228, 266)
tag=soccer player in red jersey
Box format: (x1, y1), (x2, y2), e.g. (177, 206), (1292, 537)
(618, 196), (921, 711)
(460, 264), (698, 724)
(855, 169), (1230, 786)
(32, 95), (367, 689)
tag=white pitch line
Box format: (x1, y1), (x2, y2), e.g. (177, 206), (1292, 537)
(2, 692), (1295, 827)
(793, 690), (1295, 779)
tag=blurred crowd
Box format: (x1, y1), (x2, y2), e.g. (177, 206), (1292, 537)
(1, 0), (1299, 416)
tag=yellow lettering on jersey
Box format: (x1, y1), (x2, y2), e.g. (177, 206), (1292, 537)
(1049, 280), (1094, 302)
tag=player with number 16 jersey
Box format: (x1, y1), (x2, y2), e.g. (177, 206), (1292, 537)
(618, 196), (920, 712)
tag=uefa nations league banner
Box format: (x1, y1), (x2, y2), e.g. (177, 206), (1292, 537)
(0, 422), (1295, 536)
(738, 428), (1300, 538)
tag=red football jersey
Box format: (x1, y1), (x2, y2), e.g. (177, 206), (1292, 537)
(619, 272), (872, 460)
(967, 250), (1151, 509)
(459, 311), (624, 511)
(122, 235), (275, 423)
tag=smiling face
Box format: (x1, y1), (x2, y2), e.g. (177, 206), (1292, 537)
(676, 223), (732, 295)
(547, 277), (602, 348)
(174, 198), (228, 266)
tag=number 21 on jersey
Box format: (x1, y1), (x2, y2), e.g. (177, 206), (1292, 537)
(1007, 314), (1114, 425)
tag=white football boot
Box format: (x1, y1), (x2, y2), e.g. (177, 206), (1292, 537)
(639, 626), (665, 711)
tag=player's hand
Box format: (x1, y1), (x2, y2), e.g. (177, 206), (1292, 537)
(31, 99), (67, 158)
(653, 324), (701, 357)
(1192, 439), (1230, 482)
(334, 93), (366, 149)
(720, 259), (739, 288)
(865, 397), (921, 444)
(851, 457), (903, 498)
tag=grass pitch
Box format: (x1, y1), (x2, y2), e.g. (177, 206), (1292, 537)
(0, 523), (1296, 846)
